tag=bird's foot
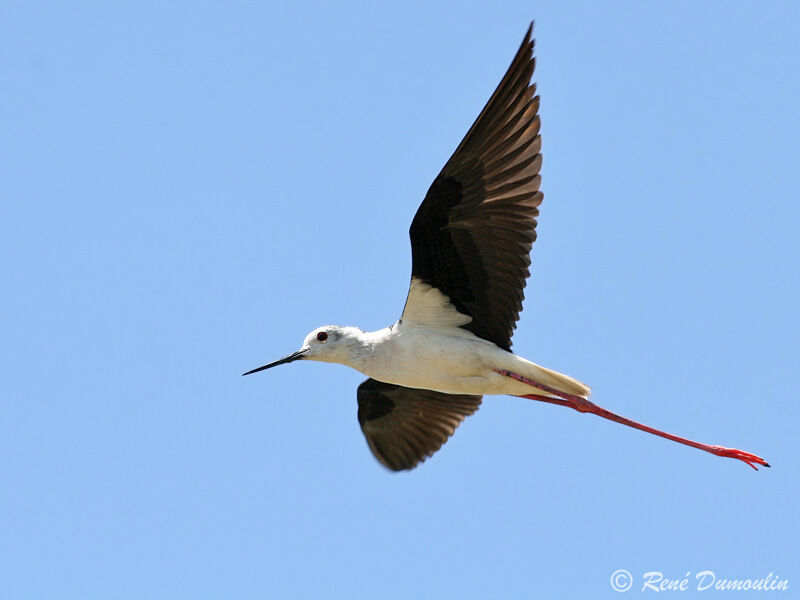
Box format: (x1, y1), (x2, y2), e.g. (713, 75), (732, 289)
(705, 446), (770, 470)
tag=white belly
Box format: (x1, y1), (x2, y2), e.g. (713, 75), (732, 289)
(347, 322), (590, 399)
(352, 324), (526, 395)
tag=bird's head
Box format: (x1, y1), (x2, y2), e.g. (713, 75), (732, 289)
(243, 325), (363, 375)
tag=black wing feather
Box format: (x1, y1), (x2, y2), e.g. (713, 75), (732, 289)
(357, 378), (481, 471)
(407, 24), (542, 350)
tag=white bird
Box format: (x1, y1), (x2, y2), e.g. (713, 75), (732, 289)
(245, 24), (768, 472)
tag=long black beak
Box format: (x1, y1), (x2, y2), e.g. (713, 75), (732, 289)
(242, 349), (308, 376)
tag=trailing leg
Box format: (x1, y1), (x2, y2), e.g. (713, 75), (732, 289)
(494, 369), (770, 470)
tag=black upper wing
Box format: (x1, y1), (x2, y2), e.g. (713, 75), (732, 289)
(357, 378), (482, 471)
(406, 24), (542, 350)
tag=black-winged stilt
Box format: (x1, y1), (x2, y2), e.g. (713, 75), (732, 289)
(245, 24), (769, 472)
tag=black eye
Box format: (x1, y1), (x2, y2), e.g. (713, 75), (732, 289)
(316, 331), (328, 342)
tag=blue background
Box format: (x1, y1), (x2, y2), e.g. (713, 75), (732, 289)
(2, 2), (798, 597)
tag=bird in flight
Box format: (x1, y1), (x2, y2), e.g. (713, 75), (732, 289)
(245, 24), (769, 472)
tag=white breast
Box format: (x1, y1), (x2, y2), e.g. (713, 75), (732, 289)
(351, 321), (506, 394)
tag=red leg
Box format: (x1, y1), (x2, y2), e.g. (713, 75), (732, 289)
(495, 369), (770, 470)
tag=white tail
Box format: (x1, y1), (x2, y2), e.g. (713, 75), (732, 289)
(520, 359), (591, 399)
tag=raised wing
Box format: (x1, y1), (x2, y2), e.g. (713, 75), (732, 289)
(356, 378), (481, 471)
(404, 24), (542, 350)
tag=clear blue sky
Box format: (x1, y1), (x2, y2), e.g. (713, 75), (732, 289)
(2, 2), (798, 598)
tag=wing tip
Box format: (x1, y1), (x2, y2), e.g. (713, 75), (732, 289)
(523, 21), (535, 52)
